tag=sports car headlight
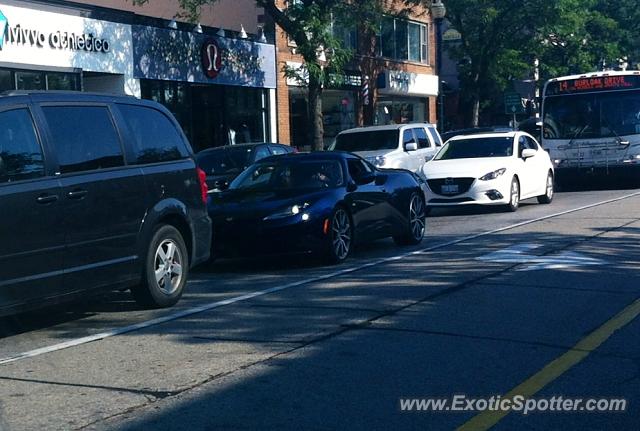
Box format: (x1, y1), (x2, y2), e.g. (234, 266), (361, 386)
(263, 203), (310, 220)
(479, 168), (506, 181)
(366, 155), (386, 167)
(622, 154), (640, 163)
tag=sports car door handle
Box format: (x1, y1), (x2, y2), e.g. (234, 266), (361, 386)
(67, 189), (88, 200)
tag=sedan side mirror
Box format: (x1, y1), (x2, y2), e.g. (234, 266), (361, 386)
(404, 141), (418, 152)
(521, 149), (536, 159)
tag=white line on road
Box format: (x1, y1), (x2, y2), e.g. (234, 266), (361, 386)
(1, 191), (639, 365)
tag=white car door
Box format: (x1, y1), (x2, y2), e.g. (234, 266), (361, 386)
(517, 135), (538, 198)
(524, 136), (550, 196)
(414, 126), (437, 167)
(401, 128), (421, 172)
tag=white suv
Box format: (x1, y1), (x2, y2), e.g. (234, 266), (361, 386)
(329, 123), (443, 173)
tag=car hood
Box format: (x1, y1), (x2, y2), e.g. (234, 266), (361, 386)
(422, 157), (514, 178)
(208, 188), (332, 219)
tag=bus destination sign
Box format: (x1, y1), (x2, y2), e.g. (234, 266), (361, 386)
(546, 74), (640, 95)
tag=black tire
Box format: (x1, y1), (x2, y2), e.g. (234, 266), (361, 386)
(537, 171), (554, 204)
(393, 192), (426, 246)
(322, 206), (353, 265)
(504, 177), (520, 212)
(131, 224), (189, 308)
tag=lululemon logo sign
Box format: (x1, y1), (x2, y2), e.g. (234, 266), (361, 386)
(201, 38), (222, 79)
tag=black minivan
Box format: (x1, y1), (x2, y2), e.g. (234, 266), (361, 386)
(0, 91), (211, 316)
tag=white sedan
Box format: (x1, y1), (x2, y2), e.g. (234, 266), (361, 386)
(421, 131), (554, 211)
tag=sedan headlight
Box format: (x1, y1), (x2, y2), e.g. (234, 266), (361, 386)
(263, 203), (310, 220)
(366, 155), (386, 167)
(479, 168), (506, 181)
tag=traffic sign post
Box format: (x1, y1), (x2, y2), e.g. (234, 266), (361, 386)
(504, 92), (524, 128)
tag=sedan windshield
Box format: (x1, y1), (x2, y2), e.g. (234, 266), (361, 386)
(197, 147), (254, 176)
(332, 130), (398, 152)
(230, 160), (345, 191)
(434, 137), (514, 160)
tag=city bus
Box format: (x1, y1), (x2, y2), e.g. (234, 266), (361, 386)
(541, 70), (640, 181)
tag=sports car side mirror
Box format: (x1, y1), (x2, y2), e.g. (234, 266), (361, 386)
(522, 149), (536, 159)
(346, 181), (357, 192)
(355, 172), (376, 185)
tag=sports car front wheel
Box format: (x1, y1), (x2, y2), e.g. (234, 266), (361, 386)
(322, 207), (353, 264)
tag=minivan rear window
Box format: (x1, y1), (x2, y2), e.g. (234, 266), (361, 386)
(118, 104), (189, 164)
(43, 106), (124, 174)
(333, 130), (398, 152)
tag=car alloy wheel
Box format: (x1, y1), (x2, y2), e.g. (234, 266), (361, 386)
(154, 238), (184, 295)
(331, 208), (352, 261)
(131, 224), (188, 308)
(538, 172), (554, 204)
(506, 178), (520, 212)
(409, 193), (426, 240)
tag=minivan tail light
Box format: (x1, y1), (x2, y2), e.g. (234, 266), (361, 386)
(196, 167), (208, 204)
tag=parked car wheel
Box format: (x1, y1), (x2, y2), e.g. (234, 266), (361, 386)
(505, 177), (520, 212)
(323, 206), (353, 264)
(537, 171), (554, 204)
(131, 224), (189, 307)
(393, 192), (426, 245)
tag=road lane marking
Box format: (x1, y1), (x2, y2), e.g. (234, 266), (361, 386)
(1, 191), (639, 366)
(477, 243), (606, 271)
(457, 296), (640, 431)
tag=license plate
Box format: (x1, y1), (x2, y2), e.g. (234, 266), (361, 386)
(441, 184), (459, 194)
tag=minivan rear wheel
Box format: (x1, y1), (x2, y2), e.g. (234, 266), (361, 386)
(131, 224), (188, 308)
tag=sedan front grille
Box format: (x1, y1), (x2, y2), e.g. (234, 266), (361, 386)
(427, 177), (475, 196)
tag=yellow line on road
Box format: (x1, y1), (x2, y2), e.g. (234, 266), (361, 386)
(457, 297), (640, 431)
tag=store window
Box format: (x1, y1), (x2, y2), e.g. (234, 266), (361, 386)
(141, 80), (270, 152)
(322, 91), (357, 149)
(375, 97), (428, 125)
(0, 68), (80, 92)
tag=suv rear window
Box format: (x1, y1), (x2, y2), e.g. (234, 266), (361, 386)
(118, 104), (189, 164)
(333, 130), (398, 152)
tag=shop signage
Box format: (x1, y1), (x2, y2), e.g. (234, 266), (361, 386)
(377, 70), (439, 96)
(0, 9), (110, 53)
(201, 38), (222, 79)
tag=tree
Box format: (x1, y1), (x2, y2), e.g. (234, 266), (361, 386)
(135, 0), (387, 151)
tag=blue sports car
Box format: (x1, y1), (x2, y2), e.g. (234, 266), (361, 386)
(207, 152), (426, 264)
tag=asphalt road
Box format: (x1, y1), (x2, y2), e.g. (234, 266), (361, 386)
(1, 183), (639, 431)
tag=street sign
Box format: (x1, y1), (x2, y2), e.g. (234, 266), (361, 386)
(504, 92), (524, 115)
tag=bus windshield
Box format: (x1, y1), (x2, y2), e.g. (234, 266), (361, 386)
(543, 89), (640, 140)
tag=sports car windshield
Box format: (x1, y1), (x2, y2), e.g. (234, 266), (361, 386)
(434, 137), (514, 160)
(230, 160), (345, 191)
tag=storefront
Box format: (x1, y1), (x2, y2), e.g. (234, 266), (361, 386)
(0, 2), (136, 95)
(375, 69), (438, 125)
(286, 62), (361, 149)
(132, 26), (277, 152)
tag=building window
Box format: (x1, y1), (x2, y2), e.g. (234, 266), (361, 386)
(0, 68), (80, 92)
(332, 19), (357, 51)
(377, 17), (427, 63)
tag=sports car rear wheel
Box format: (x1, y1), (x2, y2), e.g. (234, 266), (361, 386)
(323, 207), (353, 264)
(393, 192), (426, 246)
